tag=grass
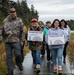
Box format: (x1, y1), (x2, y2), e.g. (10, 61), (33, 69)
(0, 42), (7, 75)
(67, 33), (74, 63)
(70, 33), (74, 40)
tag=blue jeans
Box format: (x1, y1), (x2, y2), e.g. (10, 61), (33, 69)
(50, 47), (64, 66)
(31, 50), (41, 65)
(5, 42), (22, 72)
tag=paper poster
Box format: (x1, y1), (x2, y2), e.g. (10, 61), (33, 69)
(27, 31), (43, 42)
(48, 35), (65, 45)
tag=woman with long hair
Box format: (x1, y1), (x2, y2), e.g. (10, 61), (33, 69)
(60, 19), (71, 64)
(45, 19), (67, 74)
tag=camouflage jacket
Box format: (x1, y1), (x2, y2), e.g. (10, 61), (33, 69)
(28, 26), (42, 50)
(0, 15), (25, 43)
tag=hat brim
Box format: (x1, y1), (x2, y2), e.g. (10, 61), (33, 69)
(31, 21), (37, 22)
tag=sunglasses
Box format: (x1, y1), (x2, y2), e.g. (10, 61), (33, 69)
(10, 11), (16, 13)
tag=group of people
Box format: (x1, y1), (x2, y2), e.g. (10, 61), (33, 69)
(0, 8), (71, 75)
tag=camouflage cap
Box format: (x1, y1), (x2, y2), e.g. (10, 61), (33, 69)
(9, 8), (16, 12)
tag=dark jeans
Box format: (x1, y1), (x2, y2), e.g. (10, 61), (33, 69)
(63, 41), (69, 59)
(46, 44), (51, 61)
(31, 50), (41, 65)
(5, 42), (22, 73)
(41, 44), (45, 56)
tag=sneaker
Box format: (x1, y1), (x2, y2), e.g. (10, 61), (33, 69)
(53, 65), (57, 73)
(36, 64), (40, 74)
(58, 66), (62, 70)
(53, 69), (57, 73)
(36, 69), (40, 74)
(18, 65), (23, 71)
(36, 64), (40, 69)
(58, 70), (62, 75)
(58, 66), (62, 75)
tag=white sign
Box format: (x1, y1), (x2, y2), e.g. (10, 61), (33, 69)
(48, 35), (65, 45)
(63, 28), (69, 35)
(27, 31), (43, 42)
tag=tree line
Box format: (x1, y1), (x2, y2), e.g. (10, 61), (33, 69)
(0, 0), (74, 30)
(66, 20), (74, 30)
(0, 0), (39, 27)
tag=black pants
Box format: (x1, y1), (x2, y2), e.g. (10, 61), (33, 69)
(41, 44), (45, 56)
(63, 41), (69, 59)
(46, 44), (51, 61)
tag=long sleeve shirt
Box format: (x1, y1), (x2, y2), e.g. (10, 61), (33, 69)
(0, 15), (25, 43)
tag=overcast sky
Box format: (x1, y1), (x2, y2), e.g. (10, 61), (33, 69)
(13, 0), (74, 22)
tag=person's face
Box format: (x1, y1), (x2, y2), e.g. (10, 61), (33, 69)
(47, 23), (51, 28)
(31, 22), (37, 27)
(9, 11), (16, 18)
(39, 23), (43, 27)
(61, 21), (65, 27)
(54, 21), (59, 28)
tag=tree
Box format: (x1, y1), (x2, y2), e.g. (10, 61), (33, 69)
(66, 20), (74, 30)
(0, 0), (39, 27)
(30, 4), (38, 20)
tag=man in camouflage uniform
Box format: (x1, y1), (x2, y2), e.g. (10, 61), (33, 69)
(0, 8), (25, 75)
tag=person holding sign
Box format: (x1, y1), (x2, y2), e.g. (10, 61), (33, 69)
(60, 19), (71, 64)
(27, 18), (43, 74)
(45, 19), (67, 74)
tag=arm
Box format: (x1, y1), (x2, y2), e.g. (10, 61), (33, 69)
(63, 31), (67, 43)
(67, 25), (71, 40)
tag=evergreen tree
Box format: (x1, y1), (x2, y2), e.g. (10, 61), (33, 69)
(0, 0), (39, 27)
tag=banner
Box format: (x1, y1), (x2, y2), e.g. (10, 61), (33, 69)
(27, 31), (43, 42)
(48, 35), (65, 45)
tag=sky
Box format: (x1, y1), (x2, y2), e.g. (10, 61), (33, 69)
(13, 0), (74, 23)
